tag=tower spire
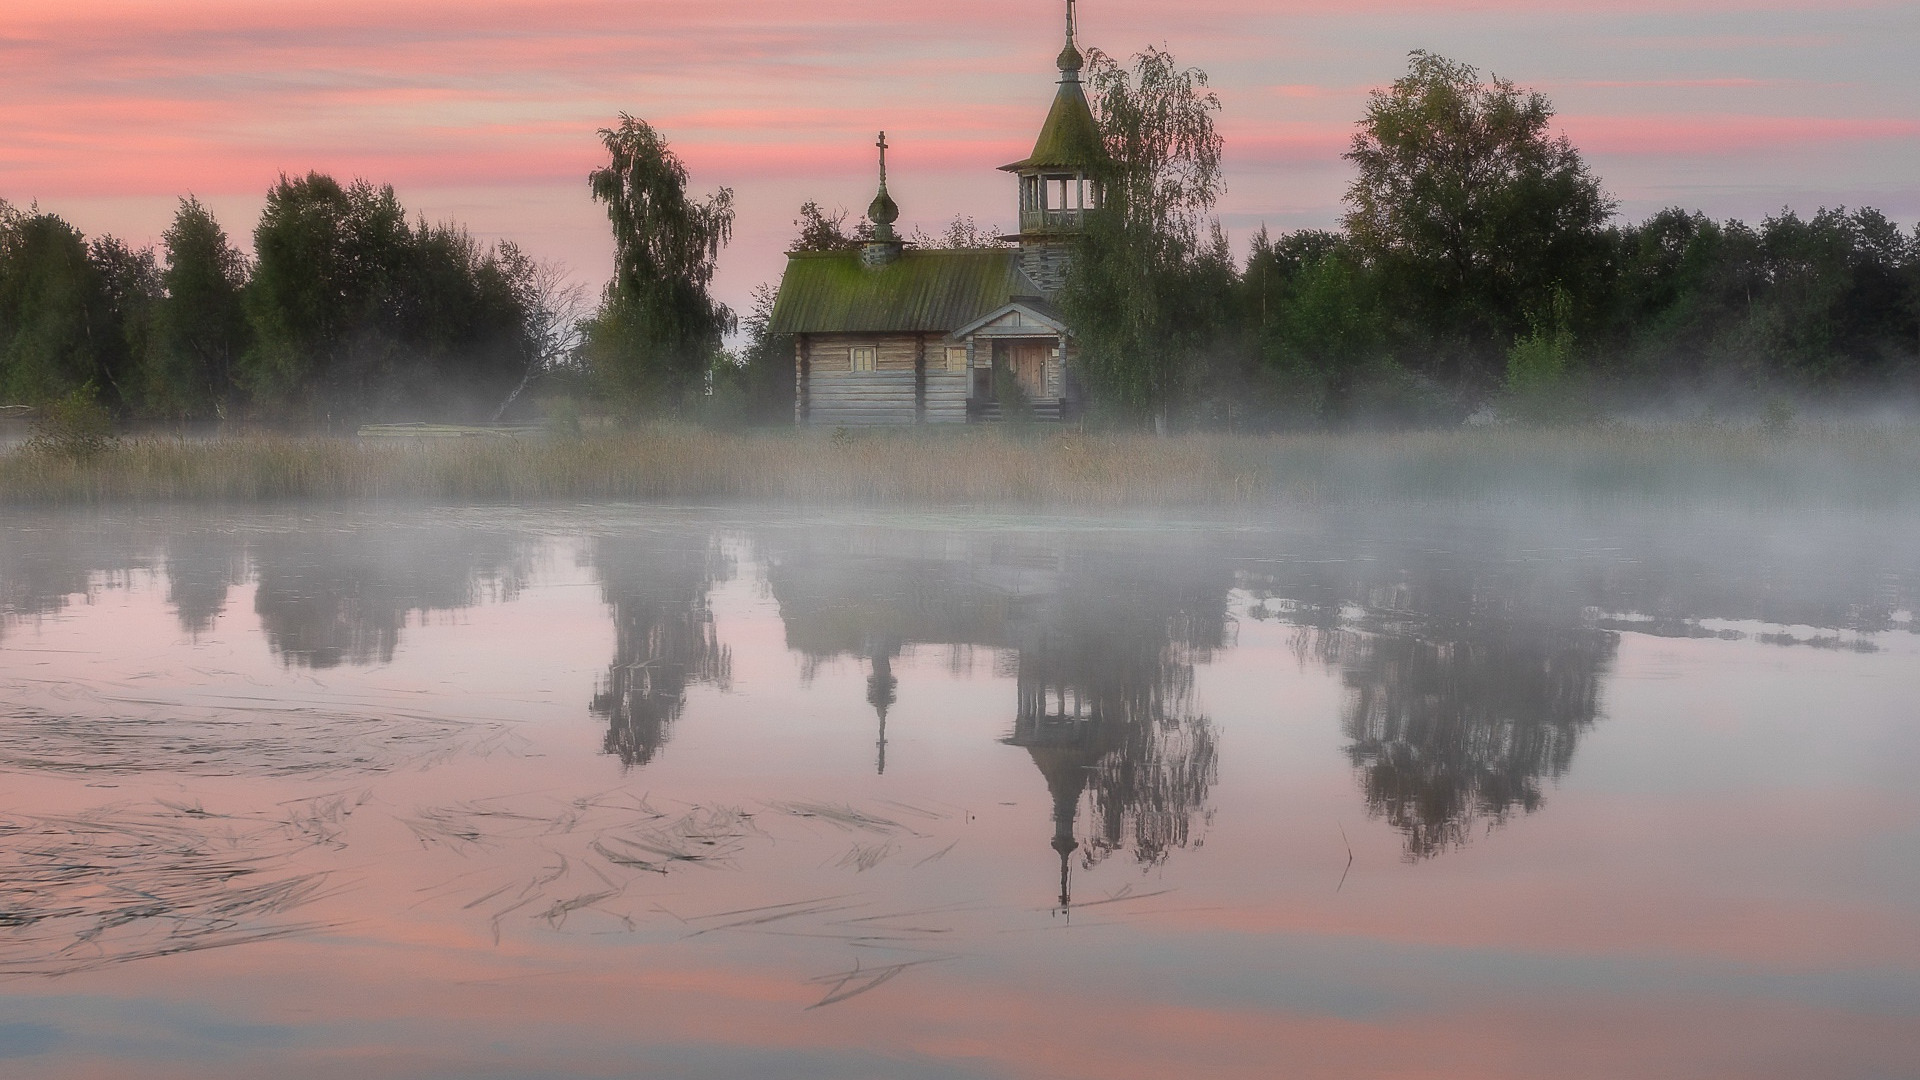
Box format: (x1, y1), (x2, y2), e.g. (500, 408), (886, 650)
(1057, 0), (1083, 80)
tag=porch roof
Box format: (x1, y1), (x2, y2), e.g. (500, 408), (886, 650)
(948, 298), (1070, 339)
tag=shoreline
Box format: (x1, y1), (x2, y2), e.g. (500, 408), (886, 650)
(2, 424), (1917, 508)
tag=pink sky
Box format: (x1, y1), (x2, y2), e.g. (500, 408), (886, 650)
(4, 0), (1917, 323)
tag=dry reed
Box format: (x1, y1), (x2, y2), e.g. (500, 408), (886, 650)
(0, 802), (343, 975)
(2, 423), (1917, 507)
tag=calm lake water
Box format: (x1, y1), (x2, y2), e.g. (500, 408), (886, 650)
(1, 502), (1916, 1079)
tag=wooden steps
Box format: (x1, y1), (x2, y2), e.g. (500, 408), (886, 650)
(967, 399), (1066, 423)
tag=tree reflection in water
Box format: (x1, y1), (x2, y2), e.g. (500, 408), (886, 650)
(0, 517), (154, 644)
(588, 534), (733, 768)
(1294, 622), (1616, 859)
(164, 530), (247, 637)
(249, 528), (534, 669)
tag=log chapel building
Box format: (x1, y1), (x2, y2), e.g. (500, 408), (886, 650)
(768, 2), (1105, 425)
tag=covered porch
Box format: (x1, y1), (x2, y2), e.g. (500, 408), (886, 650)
(952, 300), (1076, 423)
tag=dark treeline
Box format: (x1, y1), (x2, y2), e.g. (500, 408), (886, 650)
(7, 51), (1919, 431)
(1, 176), (555, 425)
(1054, 49), (1920, 428)
(1234, 197), (1920, 428)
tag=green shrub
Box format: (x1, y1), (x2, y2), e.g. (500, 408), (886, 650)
(24, 388), (117, 459)
(1504, 292), (1592, 426)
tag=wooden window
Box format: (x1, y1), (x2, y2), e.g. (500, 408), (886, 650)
(945, 346), (968, 372)
(850, 346), (877, 372)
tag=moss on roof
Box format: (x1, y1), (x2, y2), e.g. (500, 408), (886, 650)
(767, 249), (1041, 335)
(1001, 80), (1108, 173)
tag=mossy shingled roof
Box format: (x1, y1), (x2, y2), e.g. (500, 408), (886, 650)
(1001, 80), (1107, 172)
(768, 249), (1042, 335)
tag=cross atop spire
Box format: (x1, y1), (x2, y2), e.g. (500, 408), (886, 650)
(866, 130), (899, 240)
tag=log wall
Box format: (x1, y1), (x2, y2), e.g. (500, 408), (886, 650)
(807, 334), (922, 373)
(806, 370), (968, 426)
(924, 370), (967, 423)
(795, 331), (1064, 425)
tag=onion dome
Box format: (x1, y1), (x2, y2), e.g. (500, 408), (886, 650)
(1057, 40), (1083, 75)
(867, 189), (899, 230)
(867, 131), (899, 235)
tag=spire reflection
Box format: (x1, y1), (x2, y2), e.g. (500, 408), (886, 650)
(868, 646), (898, 774)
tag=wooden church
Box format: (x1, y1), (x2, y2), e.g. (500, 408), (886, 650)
(769, 2), (1106, 425)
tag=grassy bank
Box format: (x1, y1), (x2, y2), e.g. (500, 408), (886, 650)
(2, 424), (1917, 507)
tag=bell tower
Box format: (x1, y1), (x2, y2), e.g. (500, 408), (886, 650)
(999, 0), (1108, 295)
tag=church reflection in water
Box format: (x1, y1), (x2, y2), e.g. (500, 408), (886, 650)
(757, 528), (1230, 906)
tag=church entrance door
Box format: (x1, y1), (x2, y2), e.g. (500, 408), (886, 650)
(1002, 340), (1053, 400)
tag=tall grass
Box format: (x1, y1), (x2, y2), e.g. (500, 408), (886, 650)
(2, 424), (1917, 507)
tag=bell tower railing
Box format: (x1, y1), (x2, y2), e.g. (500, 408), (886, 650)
(1018, 172), (1103, 234)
